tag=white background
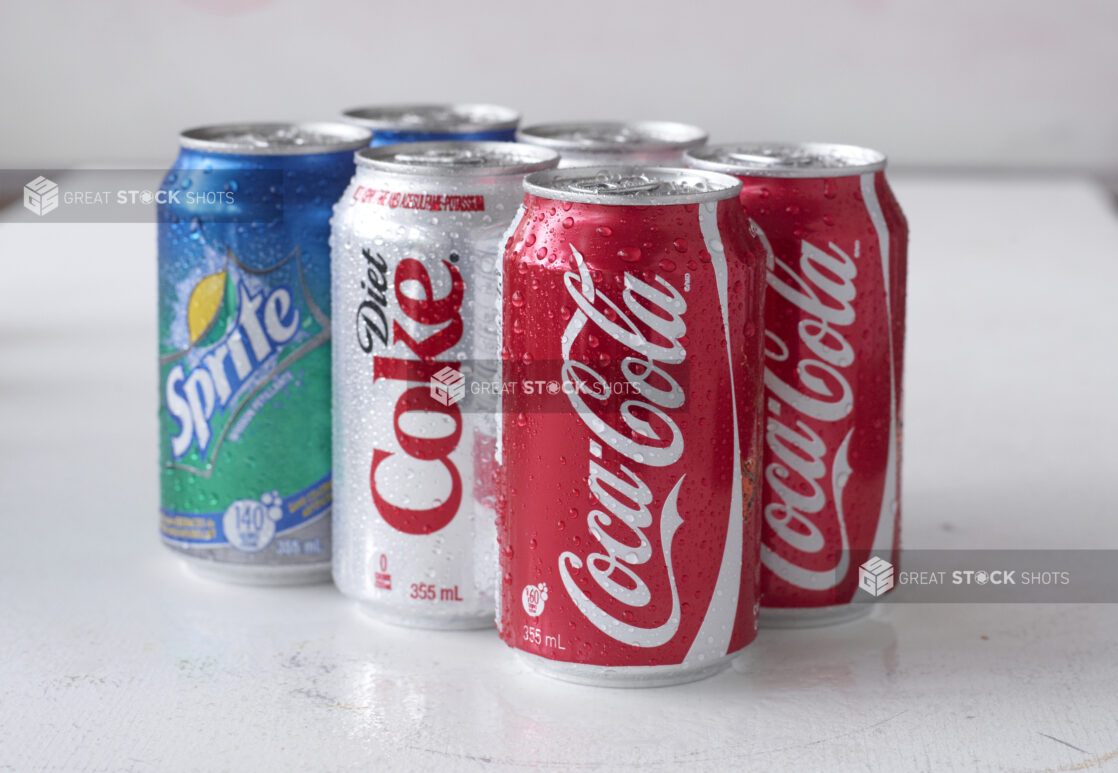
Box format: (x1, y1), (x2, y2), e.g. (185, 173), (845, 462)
(1, 0), (1116, 169)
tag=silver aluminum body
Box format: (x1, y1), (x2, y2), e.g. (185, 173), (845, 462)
(331, 142), (558, 628)
(759, 604), (872, 629)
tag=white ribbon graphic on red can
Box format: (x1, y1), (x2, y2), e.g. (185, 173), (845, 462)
(757, 171), (898, 591)
(556, 244), (687, 648)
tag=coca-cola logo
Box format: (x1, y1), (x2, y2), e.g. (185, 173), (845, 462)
(361, 250), (466, 535)
(556, 244), (688, 647)
(756, 221), (859, 589)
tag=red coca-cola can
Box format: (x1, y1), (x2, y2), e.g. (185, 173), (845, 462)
(498, 167), (766, 685)
(685, 143), (908, 626)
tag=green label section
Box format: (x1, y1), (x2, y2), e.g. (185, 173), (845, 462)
(158, 245), (331, 543)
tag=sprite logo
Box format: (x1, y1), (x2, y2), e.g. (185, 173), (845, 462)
(166, 272), (300, 459)
(160, 247), (328, 476)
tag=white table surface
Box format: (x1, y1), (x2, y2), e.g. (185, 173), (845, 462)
(2, 175), (1117, 772)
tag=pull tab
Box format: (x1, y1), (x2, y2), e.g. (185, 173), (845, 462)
(567, 177), (661, 195)
(571, 128), (638, 146)
(394, 149), (488, 166)
(727, 152), (782, 166)
(395, 107), (455, 127)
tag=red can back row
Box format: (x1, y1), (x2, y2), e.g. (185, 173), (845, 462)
(686, 143), (908, 626)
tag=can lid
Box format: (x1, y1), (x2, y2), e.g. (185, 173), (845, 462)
(178, 122), (372, 156)
(341, 103), (520, 133)
(517, 121), (708, 155)
(685, 142), (887, 178)
(524, 166), (741, 206)
(356, 141), (559, 176)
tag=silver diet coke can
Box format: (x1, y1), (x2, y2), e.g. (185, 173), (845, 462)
(331, 141), (559, 628)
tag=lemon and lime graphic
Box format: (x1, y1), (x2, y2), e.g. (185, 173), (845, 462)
(186, 269), (228, 345)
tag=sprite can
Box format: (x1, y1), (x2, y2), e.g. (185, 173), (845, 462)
(158, 122), (371, 584)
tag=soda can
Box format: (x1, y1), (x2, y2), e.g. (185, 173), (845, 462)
(499, 167), (766, 685)
(685, 142), (908, 626)
(331, 141), (560, 629)
(341, 104), (520, 146)
(158, 121), (371, 584)
(516, 121), (707, 167)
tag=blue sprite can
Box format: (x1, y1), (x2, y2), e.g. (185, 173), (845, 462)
(158, 122), (371, 584)
(340, 103), (519, 146)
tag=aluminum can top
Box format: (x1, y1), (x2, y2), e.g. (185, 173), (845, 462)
(178, 122), (371, 156)
(685, 142), (887, 178)
(341, 103), (520, 134)
(355, 141), (558, 177)
(523, 166), (742, 206)
(517, 120), (707, 156)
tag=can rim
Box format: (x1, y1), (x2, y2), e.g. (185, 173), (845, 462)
(684, 142), (888, 178)
(340, 103), (521, 133)
(517, 121), (709, 154)
(356, 141), (560, 176)
(523, 166), (742, 206)
(179, 122), (372, 156)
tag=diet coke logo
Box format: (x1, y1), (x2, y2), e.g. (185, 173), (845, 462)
(555, 244), (688, 648)
(361, 249), (467, 535)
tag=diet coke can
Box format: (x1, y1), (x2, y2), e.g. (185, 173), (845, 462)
(516, 121), (707, 167)
(685, 143), (908, 626)
(499, 167), (766, 685)
(331, 141), (559, 628)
